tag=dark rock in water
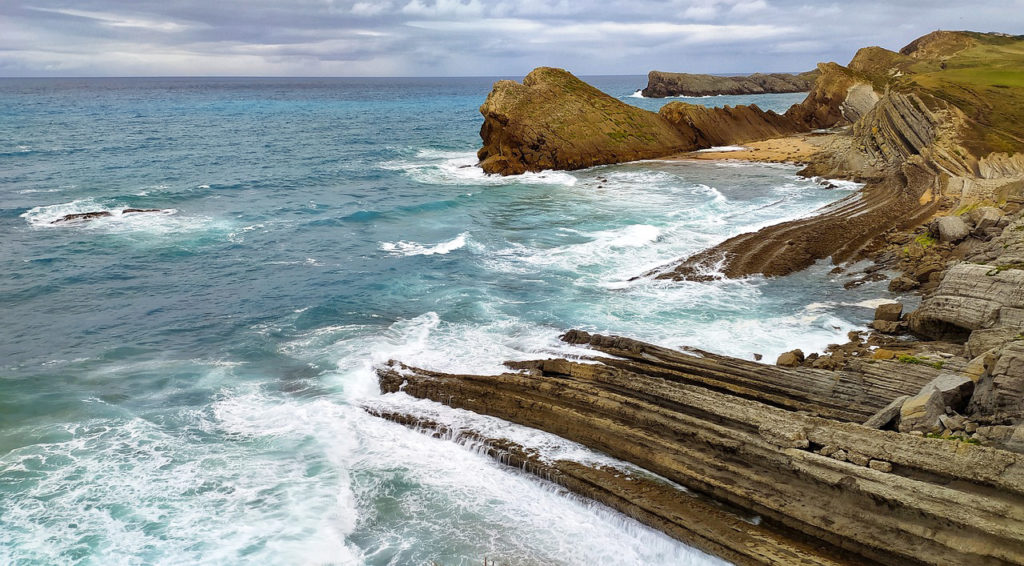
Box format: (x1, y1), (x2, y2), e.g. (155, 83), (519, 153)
(51, 211), (113, 223)
(51, 208), (165, 224)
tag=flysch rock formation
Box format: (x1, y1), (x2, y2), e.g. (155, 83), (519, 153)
(370, 331), (1024, 565)
(366, 30), (1024, 566)
(640, 69), (819, 98)
(477, 66), (814, 175)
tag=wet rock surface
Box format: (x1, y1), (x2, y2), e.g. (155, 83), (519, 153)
(373, 330), (1024, 565)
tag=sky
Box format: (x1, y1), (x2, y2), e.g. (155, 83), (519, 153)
(1, 0), (1022, 77)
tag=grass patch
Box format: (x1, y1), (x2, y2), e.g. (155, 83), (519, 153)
(897, 354), (945, 369)
(914, 234), (937, 248)
(985, 262), (1024, 276)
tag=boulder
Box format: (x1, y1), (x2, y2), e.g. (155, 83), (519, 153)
(968, 206), (1003, 231)
(912, 262), (945, 283)
(776, 349), (805, 367)
(874, 302), (904, 322)
(871, 320), (906, 334)
(888, 276), (920, 292)
(872, 348), (896, 360)
(925, 372), (976, 410)
(962, 350), (996, 382)
(898, 386), (946, 432)
(934, 216), (970, 243)
(863, 394), (909, 428)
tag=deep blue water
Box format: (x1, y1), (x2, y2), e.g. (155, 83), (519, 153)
(0, 76), (893, 565)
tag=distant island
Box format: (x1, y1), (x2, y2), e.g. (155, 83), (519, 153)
(640, 69), (819, 98)
(369, 30), (1024, 565)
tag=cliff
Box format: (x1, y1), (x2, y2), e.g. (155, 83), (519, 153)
(640, 69), (818, 98)
(476, 67), (691, 175)
(658, 31), (1024, 279)
(477, 67), (817, 175)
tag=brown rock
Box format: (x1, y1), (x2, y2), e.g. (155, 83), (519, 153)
(862, 394), (909, 428)
(899, 386), (946, 432)
(872, 348), (897, 360)
(888, 276), (920, 292)
(871, 320), (907, 334)
(477, 68), (691, 175)
(868, 460), (893, 473)
(776, 349), (805, 367)
(874, 302), (904, 322)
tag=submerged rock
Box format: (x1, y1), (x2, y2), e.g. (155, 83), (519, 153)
(51, 211), (112, 223)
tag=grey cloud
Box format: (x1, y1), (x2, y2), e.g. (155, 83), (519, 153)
(0, 0), (1021, 76)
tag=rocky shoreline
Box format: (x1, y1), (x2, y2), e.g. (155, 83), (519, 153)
(369, 30), (1024, 564)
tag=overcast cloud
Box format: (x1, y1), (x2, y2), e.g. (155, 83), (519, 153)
(1, 0), (1021, 77)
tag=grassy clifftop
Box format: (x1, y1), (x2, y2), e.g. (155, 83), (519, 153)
(851, 31), (1024, 157)
(477, 67), (690, 174)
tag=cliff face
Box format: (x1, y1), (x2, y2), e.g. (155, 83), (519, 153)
(476, 67), (691, 175)
(477, 67), (813, 176)
(640, 70), (818, 98)
(658, 102), (804, 147)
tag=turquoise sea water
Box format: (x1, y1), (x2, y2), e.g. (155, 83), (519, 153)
(1, 76), (900, 565)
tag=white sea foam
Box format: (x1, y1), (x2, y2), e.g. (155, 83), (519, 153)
(629, 89), (646, 98)
(20, 199), (228, 238)
(380, 232), (469, 256)
(380, 150), (579, 187)
(695, 145), (749, 153)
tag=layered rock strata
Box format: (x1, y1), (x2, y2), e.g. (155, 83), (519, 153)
(373, 331), (1024, 566)
(640, 70), (818, 98)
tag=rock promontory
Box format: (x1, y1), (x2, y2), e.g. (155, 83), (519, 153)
(641, 69), (818, 98)
(476, 67), (691, 175)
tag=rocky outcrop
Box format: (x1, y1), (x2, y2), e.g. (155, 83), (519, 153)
(640, 70), (818, 98)
(658, 102), (805, 147)
(50, 209), (165, 224)
(476, 67), (692, 175)
(652, 175), (938, 280)
(908, 264), (1024, 340)
(372, 331), (1024, 566)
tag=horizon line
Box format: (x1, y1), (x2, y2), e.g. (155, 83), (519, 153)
(0, 71), (812, 80)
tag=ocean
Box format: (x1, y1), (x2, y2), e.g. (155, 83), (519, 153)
(0, 76), (902, 565)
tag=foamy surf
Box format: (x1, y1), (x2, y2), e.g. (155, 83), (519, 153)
(380, 232), (469, 256)
(19, 199), (231, 238)
(696, 145), (749, 153)
(380, 149), (579, 187)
